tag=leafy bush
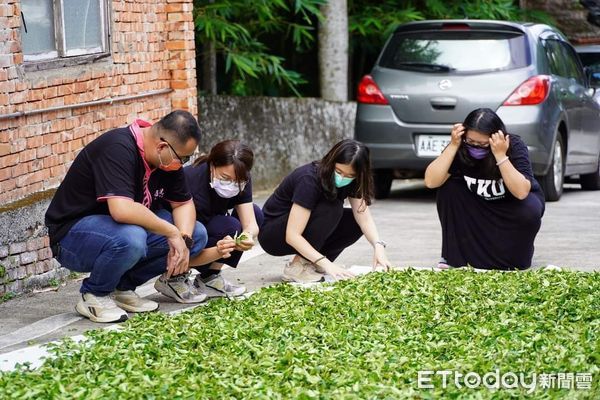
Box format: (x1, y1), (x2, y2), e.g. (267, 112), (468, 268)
(1, 270), (597, 398)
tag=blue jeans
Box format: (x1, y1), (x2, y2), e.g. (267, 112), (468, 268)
(56, 209), (207, 295)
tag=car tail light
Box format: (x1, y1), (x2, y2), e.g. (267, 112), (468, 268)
(357, 75), (389, 105)
(503, 75), (550, 106)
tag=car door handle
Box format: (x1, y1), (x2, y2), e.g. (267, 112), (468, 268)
(430, 97), (457, 110)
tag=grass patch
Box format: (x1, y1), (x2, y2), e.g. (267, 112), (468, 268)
(0, 270), (598, 399)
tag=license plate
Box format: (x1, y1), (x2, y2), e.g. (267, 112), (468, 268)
(416, 135), (451, 157)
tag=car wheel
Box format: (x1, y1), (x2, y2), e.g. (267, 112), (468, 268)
(540, 135), (565, 202)
(373, 169), (393, 199)
(580, 153), (600, 190)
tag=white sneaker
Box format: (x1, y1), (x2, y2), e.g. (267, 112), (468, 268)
(111, 290), (159, 313)
(154, 273), (208, 304)
(197, 274), (246, 297)
(76, 293), (128, 323)
(282, 258), (324, 283)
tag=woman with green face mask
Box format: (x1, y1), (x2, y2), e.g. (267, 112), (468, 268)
(259, 139), (393, 283)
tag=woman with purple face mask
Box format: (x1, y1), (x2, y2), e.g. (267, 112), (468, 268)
(424, 108), (545, 270)
(154, 140), (263, 302)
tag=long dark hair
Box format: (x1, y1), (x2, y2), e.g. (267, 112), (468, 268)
(318, 139), (373, 208)
(458, 108), (510, 179)
(194, 140), (254, 186)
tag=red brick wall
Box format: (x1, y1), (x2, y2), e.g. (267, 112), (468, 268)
(0, 0), (198, 206)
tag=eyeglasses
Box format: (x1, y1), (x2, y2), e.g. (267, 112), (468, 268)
(462, 137), (490, 149)
(160, 137), (190, 164)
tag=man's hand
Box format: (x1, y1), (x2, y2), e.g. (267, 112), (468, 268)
(165, 229), (189, 278)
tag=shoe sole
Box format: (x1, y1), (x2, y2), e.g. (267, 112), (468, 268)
(205, 284), (246, 297)
(154, 281), (208, 304)
(282, 274), (324, 284)
(113, 300), (159, 313)
(75, 303), (128, 323)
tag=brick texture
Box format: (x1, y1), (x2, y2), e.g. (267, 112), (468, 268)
(0, 0), (197, 296)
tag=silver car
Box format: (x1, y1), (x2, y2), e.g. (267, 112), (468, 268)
(355, 20), (600, 201)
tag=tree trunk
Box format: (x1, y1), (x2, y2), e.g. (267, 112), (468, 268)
(318, 0), (349, 102)
(202, 40), (217, 95)
(201, 0), (217, 95)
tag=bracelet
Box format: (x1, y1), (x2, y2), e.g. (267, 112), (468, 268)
(312, 256), (326, 265)
(496, 156), (509, 166)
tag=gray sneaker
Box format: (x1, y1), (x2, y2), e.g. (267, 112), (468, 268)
(111, 290), (159, 313)
(196, 274), (246, 297)
(76, 293), (128, 323)
(154, 273), (208, 304)
(282, 258), (324, 283)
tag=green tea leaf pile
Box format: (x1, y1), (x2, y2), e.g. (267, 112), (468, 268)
(1, 270), (598, 398)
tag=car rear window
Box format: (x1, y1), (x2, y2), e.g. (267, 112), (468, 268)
(379, 31), (530, 73)
(578, 52), (600, 68)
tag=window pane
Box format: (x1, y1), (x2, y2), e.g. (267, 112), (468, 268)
(21, 0), (56, 56)
(63, 0), (103, 52)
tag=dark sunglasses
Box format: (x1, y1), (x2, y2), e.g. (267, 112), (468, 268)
(160, 137), (190, 164)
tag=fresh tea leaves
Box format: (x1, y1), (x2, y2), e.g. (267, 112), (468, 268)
(0, 269), (598, 398)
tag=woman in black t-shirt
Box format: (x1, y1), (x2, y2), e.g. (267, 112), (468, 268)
(155, 140), (263, 301)
(424, 108), (545, 270)
(259, 139), (393, 283)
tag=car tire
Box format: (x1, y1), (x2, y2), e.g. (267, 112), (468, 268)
(539, 135), (565, 202)
(580, 153), (600, 190)
(373, 170), (393, 199)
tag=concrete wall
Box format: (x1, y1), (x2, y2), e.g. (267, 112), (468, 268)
(198, 96), (357, 189)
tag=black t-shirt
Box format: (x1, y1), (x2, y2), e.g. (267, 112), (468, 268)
(45, 126), (191, 246)
(448, 134), (542, 201)
(184, 162), (253, 225)
(262, 162), (358, 219)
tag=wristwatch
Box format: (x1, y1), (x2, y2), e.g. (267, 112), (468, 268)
(182, 234), (194, 249)
(375, 240), (387, 248)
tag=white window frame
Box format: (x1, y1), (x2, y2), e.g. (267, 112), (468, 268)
(22, 0), (110, 63)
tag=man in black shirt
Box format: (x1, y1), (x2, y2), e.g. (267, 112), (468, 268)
(45, 110), (208, 323)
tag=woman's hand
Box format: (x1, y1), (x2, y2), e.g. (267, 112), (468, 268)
(216, 236), (236, 259)
(320, 261), (355, 281)
(490, 130), (510, 160)
(235, 231), (255, 252)
(450, 123), (466, 147)
(373, 245), (393, 271)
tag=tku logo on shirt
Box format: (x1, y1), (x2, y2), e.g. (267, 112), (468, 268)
(153, 188), (165, 200)
(463, 176), (506, 200)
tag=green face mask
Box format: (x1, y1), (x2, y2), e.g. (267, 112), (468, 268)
(334, 171), (355, 188)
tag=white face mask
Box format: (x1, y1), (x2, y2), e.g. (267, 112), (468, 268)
(210, 179), (241, 198)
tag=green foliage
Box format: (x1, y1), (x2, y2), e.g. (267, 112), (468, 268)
(1, 270), (598, 398)
(194, 0), (325, 96)
(0, 265), (5, 279)
(0, 292), (15, 303)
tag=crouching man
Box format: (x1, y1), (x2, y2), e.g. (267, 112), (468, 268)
(45, 110), (208, 323)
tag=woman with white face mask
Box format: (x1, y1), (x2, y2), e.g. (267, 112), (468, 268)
(259, 139), (393, 283)
(155, 140), (262, 302)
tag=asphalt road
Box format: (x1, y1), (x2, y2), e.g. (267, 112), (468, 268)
(1, 180), (598, 364)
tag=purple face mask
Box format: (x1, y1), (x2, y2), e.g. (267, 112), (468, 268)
(466, 144), (490, 160)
